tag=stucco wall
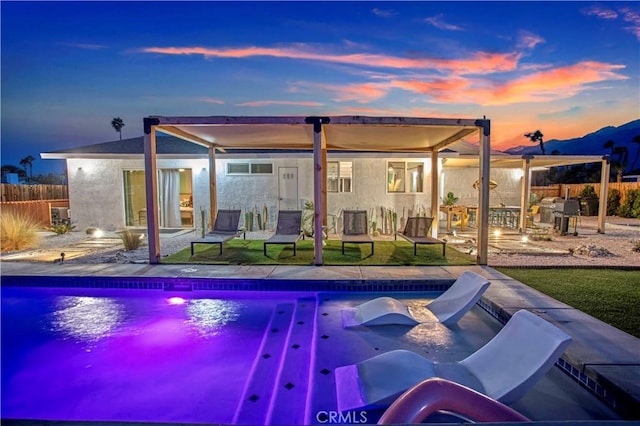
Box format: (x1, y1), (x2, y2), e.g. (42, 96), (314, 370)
(65, 156), (523, 234)
(442, 167), (523, 208)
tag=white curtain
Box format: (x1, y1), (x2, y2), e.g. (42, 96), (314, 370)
(157, 169), (181, 228)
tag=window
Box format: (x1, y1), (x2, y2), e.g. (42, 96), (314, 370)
(226, 162), (273, 175)
(327, 161), (352, 193)
(387, 161), (423, 193)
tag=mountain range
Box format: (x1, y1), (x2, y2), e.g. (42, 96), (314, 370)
(504, 119), (640, 171)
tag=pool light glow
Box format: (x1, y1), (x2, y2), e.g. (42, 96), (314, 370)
(168, 297), (187, 305)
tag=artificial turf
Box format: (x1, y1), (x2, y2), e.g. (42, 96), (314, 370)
(162, 238), (475, 266)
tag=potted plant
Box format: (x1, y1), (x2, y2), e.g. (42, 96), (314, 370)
(442, 192), (459, 206)
(578, 185), (599, 216)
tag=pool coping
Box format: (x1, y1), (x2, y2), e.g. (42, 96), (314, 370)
(1, 262), (638, 420)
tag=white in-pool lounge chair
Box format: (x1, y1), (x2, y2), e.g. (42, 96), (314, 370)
(190, 209), (244, 255)
(334, 309), (572, 412)
(263, 210), (304, 256)
(341, 271), (490, 327)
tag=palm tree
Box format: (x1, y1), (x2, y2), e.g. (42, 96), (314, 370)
(19, 155), (35, 179)
(111, 117), (125, 140)
(631, 134), (640, 172)
(612, 146), (628, 182)
(524, 130), (545, 155)
(603, 139), (615, 155)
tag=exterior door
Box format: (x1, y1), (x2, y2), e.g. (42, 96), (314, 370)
(278, 167), (298, 210)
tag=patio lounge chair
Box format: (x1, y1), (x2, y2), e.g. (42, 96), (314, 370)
(395, 216), (446, 256)
(341, 271), (490, 327)
(341, 210), (373, 255)
(263, 210), (304, 256)
(334, 309), (572, 412)
(190, 209), (244, 255)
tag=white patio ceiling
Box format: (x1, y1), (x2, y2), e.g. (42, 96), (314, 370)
(150, 116), (481, 152)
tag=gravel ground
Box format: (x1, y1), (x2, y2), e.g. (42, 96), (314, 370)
(3, 217), (639, 268)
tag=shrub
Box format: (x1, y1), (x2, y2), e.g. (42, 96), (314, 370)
(119, 229), (145, 251)
(578, 185), (597, 198)
(618, 189), (640, 218)
(50, 222), (76, 235)
(632, 240), (640, 253)
(607, 189), (621, 216)
(1, 210), (41, 252)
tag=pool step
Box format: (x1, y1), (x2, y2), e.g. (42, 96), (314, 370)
(233, 302), (295, 424)
(266, 296), (318, 425)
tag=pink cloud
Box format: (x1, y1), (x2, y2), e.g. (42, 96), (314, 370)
(517, 31), (545, 50)
(621, 7), (640, 40)
(197, 97), (225, 104)
(424, 14), (463, 31)
(236, 100), (323, 107)
(371, 8), (396, 18)
(59, 42), (107, 49)
(142, 45), (520, 75)
(290, 81), (391, 103)
(473, 61), (628, 105)
(582, 5), (618, 19)
(375, 61), (628, 106)
(390, 77), (471, 101)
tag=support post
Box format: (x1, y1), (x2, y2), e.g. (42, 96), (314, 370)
(430, 151), (439, 238)
(322, 139), (328, 229)
(476, 119), (491, 265)
(598, 157), (610, 234)
(143, 117), (160, 264)
(519, 155), (532, 232)
(306, 117), (330, 265)
(208, 146), (218, 231)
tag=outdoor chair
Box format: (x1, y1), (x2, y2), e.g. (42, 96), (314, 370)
(395, 217), (446, 256)
(263, 210), (304, 256)
(341, 210), (374, 255)
(190, 209), (244, 256)
(341, 271), (490, 327)
(334, 310), (572, 413)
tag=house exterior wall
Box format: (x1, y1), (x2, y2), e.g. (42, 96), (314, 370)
(442, 167), (523, 208)
(65, 156), (523, 234)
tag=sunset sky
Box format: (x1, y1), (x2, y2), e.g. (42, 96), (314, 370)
(2, 1), (639, 174)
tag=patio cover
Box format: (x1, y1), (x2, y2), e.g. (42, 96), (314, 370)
(142, 115), (493, 265)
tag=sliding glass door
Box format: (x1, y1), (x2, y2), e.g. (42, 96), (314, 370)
(123, 169), (193, 228)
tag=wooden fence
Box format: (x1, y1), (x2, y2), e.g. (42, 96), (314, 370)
(1, 200), (70, 228)
(531, 182), (640, 205)
(1, 184), (68, 202)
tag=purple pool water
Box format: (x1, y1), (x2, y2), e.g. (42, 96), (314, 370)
(2, 287), (300, 424)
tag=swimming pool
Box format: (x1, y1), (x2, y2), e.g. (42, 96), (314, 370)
(1, 286), (621, 424)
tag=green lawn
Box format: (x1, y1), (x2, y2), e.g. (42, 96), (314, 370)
(494, 268), (640, 338)
(163, 238), (475, 266)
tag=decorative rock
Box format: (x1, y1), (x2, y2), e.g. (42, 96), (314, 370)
(572, 244), (615, 257)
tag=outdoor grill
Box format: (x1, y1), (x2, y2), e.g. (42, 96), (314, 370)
(553, 199), (580, 236)
(539, 197), (562, 223)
